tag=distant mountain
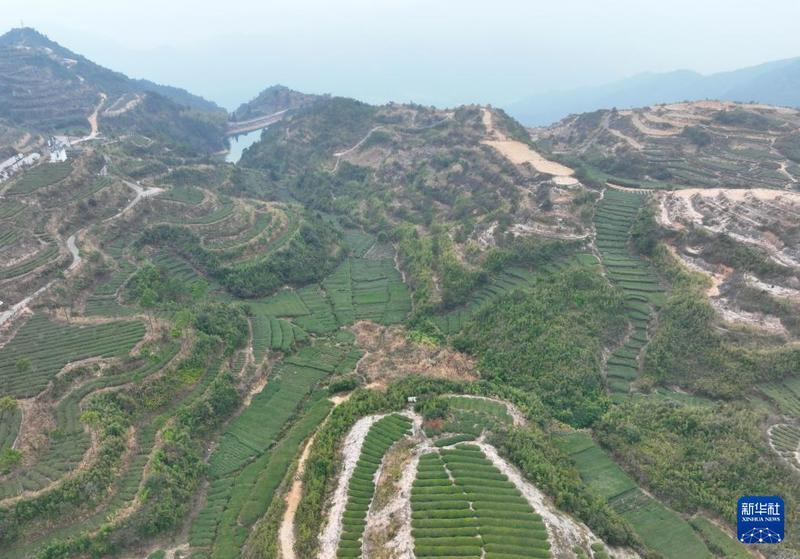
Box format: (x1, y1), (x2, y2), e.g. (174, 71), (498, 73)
(232, 85), (321, 121)
(507, 57), (800, 126)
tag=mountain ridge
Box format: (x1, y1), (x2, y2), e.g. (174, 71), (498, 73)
(507, 56), (800, 126)
(0, 27), (223, 124)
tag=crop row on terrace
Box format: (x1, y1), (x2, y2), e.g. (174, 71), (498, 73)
(298, 258), (411, 331)
(250, 314), (308, 363)
(68, 176), (113, 202)
(594, 189), (663, 393)
(551, 431), (746, 559)
(3, 339), (221, 558)
(205, 210), (275, 251)
(688, 516), (752, 559)
(0, 313), (145, 398)
(158, 185), (205, 205)
(191, 395), (333, 559)
(208, 341), (354, 479)
(769, 423), (800, 468)
(0, 227), (19, 248)
(445, 397), (511, 424)
(247, 254), (411, 337)
(5, 162), (73, 195)
(83, 260), (138, 316)
(425, 396), (513, 441)
(167, 197), (235, 226)
(191, 338), (361, 557)
(432, 255), (600, 336)
(0, 200), (26, 220)
(342, 230), (375, 258)
(760, 377), (800, 417)
(335, 414), (412, 558)
(0, 342), (179, 501)
(0, 405), (21, 450)
(0, 239), (60, 280)
(149, 251), (208, 285)
(411, 445), (550, 558)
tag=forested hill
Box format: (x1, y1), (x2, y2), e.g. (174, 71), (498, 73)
(236, 96), (594, 308)
(232, 84), (321, 121)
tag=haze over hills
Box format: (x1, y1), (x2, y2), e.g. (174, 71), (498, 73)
(1, 23), (800, 559)
(507, 57), (800, 126)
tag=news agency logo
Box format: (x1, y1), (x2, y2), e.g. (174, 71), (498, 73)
(738, 496), (784, 544)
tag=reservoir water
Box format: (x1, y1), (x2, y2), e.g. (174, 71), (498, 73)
(225, 129), (263, 163)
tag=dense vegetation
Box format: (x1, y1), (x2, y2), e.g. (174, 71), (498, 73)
(455, 267), (626, 427)
(596, 400), (799, 531)
(643, 289), (800, 396)
(137, 213), (342, 297)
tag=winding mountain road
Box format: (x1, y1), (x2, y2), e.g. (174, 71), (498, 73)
(66, 234), (81, 271)
(73, 93), (107, 144)
(1, 177), (162, 329)
(104, 181), (164, 222)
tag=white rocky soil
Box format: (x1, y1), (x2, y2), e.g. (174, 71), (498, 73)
(476, 441), (640, 559)
(318, 414), (385, 559)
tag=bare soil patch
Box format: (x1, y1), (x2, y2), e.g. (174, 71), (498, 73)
(481, 108), (575, 177)
(350, 321), (477, 389)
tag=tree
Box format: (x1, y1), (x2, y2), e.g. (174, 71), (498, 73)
(0, 396), (17, 412)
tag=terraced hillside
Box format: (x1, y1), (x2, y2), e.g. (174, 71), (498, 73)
(593, 189), (664, 393)
(0, 313), (145, 397)
(543, 100), (800, 190)
(332, 414), (411, 558)
(657, 186), (800, 341)
(413, 446), (551, 559)
(0, 28), (226, 149)
(553, 431), (751, 559)
(280, 393), (636, 559)
(2, 27), (800, 559)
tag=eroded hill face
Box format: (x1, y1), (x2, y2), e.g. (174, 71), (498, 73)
(538, 100), (800, 340)
(658, 187), (800, 339)
(541, 100), (800, 190)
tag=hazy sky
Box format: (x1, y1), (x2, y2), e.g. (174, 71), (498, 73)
(4, 0), (800, 110)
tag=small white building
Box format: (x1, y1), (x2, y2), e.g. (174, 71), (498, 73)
(50, 149), (67, 163)
(47, 136), (70, 163)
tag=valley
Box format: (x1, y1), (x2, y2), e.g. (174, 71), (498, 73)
(0, 26), (798, 559)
